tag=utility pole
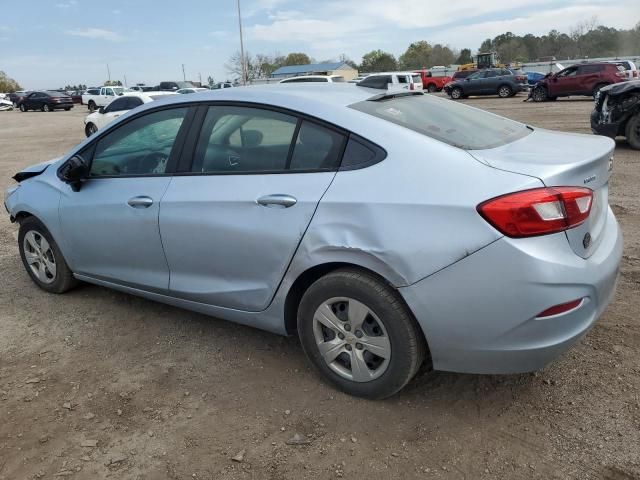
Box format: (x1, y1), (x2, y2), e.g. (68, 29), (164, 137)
(124, 74), (128, 87)
(106, 64), (111, 83)
(182, 64), (186, 82)
(199, 72), (202, 86)
(237, 0), (247, 85)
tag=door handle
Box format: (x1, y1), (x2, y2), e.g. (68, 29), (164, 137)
(127, 196), (154, 208)
(256, 194), (297, 208)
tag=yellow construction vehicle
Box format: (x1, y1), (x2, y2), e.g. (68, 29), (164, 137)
(458, 52), (507, 71)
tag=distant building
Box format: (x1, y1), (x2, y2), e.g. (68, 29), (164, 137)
(270, 62), (358, 81)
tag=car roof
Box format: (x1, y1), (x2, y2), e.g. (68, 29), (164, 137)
(366, 72), (421, 76)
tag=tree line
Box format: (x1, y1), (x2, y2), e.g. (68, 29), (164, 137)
(228, 19), (639, 79)
(0, 71), (21, 93)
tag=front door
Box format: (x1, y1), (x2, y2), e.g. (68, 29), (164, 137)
(550, 66), (579, 96)
(59, 106), (191, 292)
(160, 105), (346, 311)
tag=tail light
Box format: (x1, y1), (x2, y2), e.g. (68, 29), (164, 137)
(477, 187), (593, 238)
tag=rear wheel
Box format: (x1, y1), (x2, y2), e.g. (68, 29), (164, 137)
(450, 87), (463, 100)
(64, 107), (71, 111)
(42, 104), (51, 112)
(88, 101), (96, 112)
(532, 86), (548, 102)
(498, 84), (513, 98)
(426, 83), (437, 93)
(18, 217), (77, 294)
(298, 268), (426, 399)
(85, 122), (97, 137)
(625, 115), (640, 150)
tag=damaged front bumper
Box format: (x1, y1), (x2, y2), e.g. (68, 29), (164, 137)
(591, 81), (640, 138)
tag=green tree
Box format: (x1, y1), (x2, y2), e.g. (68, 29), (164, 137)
(283, 52), (311, 66)
(0, 71), (22, 93)
(104, 80), (122, 86)
(207, 75), (215, 87)
(430, 44), (456, 66)
(360, 49), (398, 73)
(456, 48), (473, 64)
(398, 41), (432, 69)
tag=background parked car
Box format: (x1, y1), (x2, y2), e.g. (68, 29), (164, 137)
(414, 70), (452, 92)
(83, 92), (175, 136)
(82, 86), (126, 112)
(18, 91), (74, 112)
(211, 82), (234, 89)
(279, 75), (346, 84)
(176, 87), (209, 94)
(609, 60), (638, 80)
(356, 72), (423, 91)
(153, 81), (195, 91)
(443, 68), (527, 99)
(591, 80), (640, 149)
(525, 71), (546, 86)
(531, 62), (628, 102)
(8, 90), (30, 107)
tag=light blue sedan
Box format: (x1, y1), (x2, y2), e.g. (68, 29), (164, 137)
(4, 85), (622, 398)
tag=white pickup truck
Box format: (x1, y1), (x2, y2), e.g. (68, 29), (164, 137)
(81, 86), (126, 112)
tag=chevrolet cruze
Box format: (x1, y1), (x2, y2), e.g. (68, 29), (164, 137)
(4, 85), (622, 399)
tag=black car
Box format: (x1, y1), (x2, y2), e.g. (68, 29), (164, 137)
(591, 80), (640, 150)
(153, 81), (195, 91)
(443, 68), (527, 99)
(18, 91), (74, 112)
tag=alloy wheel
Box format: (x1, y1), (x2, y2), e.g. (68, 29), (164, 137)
(312, 297), (391, 382)
(23, 230), (57, 284)
(498, 86), (511, 98)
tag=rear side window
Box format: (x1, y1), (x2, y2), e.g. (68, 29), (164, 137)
(340, 135), (386, 170)
(578, 65), (602, 75)
(349, 94), (531, 150)
(289, 121), (345, 170)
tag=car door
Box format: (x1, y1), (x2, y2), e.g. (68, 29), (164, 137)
(481, 70), (500, 93)
(575, 65), (602, 94)
(24, 92), (38, 108)
(465, 71), (485, 94)
(95, 96), (127, 129)
(159, 104), (346, 311)
(550, 66), (579, 96)
(59, 106), (193, 292)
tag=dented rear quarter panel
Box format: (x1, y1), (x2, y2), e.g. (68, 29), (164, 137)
(288, 125), (544, 287)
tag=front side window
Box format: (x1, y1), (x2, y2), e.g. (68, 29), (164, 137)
(558, 67), (578, 77)
(104, 88), (114, 96)
(192, 107), (297, 173)
(350, 94), (531, 150)
(104, 97), (128, 113)
(90, 107), (187, 176)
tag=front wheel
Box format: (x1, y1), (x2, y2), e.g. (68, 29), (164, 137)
(593, 83), (608, 99)
(298, 268), (427, 399)
(18, 217), (77, 294)
(625, 115), (640, 150)
(19, 104), (27, 112)
(532, 86), (548, 102)
(42, 104), (51, 112)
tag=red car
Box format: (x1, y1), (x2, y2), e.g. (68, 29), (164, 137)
(531, 62), (627, 102)
(414, 70), (452, 93)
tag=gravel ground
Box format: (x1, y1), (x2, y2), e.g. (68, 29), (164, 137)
(0, 95), (639, 480)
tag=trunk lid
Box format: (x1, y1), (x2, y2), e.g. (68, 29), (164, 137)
(469, 128), (615, 259)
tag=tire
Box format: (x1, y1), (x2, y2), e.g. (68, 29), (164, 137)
(88, 101), (96, 112)
(450, 87), (463, 100)
(625, 114), (640, 150)
(19, 103), (27, 112)
(592, 83), (608, 99)
(297, 268), (427, 399)
(64, 107), (71, 111)
(532, 86), (548, 102)
(85, 122), (97, 137)
(426, 83), (437, 93)
(18, 216), (77, 294)
(42, 104), (51, 112)
(498, 84), (513, 98)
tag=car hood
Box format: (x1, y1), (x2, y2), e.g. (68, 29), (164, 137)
(600, 79), (640, 97)
(13, 157), (62, 182)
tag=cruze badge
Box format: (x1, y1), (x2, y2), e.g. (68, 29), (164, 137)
(583, 175), (596, 185)
(583, 232), (592, 249)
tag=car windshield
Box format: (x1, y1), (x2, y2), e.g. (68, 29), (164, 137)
(349, 94), (531, 150)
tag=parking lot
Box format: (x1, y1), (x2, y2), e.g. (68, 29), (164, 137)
(0, 95), (639, 480)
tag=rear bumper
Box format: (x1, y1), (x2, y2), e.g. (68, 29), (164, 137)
(52, 103), (74, 109)
(399, 207), (622, 374)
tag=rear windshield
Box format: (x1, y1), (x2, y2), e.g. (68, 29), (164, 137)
(349, 94), (531, 150)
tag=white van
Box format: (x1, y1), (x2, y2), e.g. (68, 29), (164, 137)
(355, 72), (423, 91)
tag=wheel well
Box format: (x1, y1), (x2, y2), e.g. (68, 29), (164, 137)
(283, 262), (409, 336)
(12, 211), (33, 224)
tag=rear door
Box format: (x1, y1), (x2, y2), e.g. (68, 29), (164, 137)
(575, 65), (602, 95)
(159, 104), (347, 311)
(482, 70), (500, 94)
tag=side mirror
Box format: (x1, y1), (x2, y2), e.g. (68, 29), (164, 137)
(58, 155), (89, 192)
(98, 106), (105, 114)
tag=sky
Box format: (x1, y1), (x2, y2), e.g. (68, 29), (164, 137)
(3, 0), (639, 89)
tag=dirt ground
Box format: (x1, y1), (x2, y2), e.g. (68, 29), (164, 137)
(0, 94), (639, 480)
